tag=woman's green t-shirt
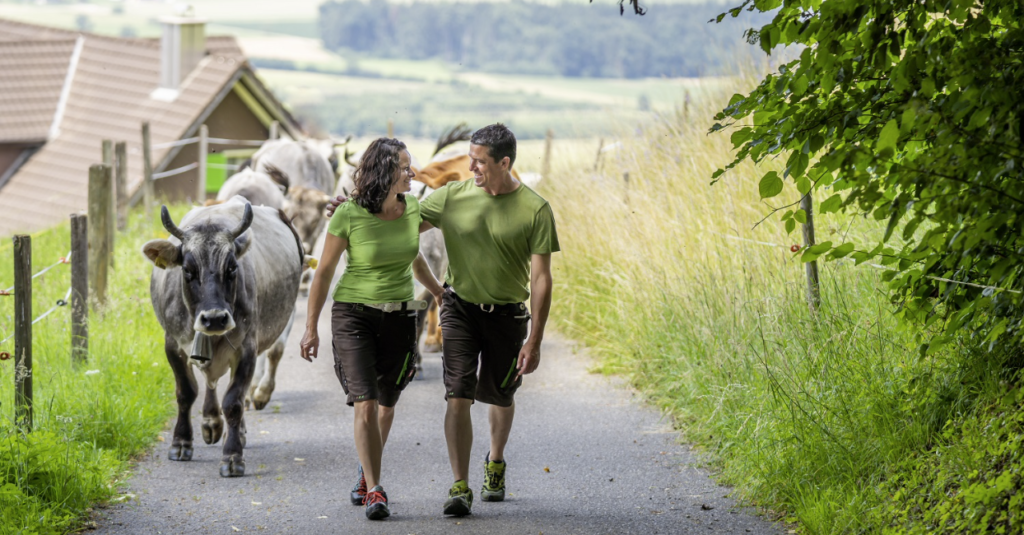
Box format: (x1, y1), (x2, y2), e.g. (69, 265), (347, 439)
(327, 196), (421, 303)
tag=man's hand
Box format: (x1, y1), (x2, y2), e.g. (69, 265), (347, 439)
(515, 338), (541, 380)
(324, 195), (346, 218)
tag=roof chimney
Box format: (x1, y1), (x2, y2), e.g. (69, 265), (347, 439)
(153, 6), (205, 100)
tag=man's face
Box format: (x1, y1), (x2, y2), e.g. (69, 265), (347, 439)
(468, 143), (508, 189)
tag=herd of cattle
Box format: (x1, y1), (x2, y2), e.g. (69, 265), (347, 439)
(140, 125), (539, 477)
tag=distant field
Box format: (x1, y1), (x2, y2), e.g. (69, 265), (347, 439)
(0, 0), (738, 138)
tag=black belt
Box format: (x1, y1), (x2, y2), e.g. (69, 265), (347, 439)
(445, 286), (527, 316)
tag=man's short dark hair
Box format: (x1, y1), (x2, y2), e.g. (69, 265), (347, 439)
(471, 123), (516, 168)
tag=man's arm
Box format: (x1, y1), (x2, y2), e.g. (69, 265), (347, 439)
(516, 253), (552, 379)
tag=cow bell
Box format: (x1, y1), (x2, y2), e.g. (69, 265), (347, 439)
(190, 332), (213, 363)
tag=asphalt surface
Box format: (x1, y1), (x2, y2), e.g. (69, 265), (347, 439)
(95, 290), (783, 535)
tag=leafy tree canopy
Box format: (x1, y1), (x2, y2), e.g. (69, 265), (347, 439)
(713, 0), (1024, 355)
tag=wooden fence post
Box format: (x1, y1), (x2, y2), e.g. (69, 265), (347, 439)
(593, 138), (605, 171)
(197, 124), (208, 203)
(115, 141), (127, 231)
(70, 213), (88, 363)
(269, 121), (279, 140)
(88, 164), (112, 305)
(142, 122), (154, 220)
(13, 235), (32, 432)
(801, 192), (821, 312)
(623, 172), (630, 206)
(387, 119), (394, 139)
(102, 141), (115, 267)
(541, 129), (553, 179)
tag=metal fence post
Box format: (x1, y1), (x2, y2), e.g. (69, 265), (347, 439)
(88, 164), (112, 305)
(13, 235), (32, 432)
(801, 192), (821, 312)
(71, 213), (89, 363)
(115, 141), (127, 231)
(102, 140), (115, 268)
(142, 122), (154, 220)
(197, 124), (208, 203)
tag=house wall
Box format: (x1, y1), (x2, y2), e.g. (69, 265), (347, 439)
(0, 143), (34, 181)
(155, 88), (272, 203)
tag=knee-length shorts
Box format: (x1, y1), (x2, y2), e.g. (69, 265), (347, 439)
(330, 302), (419, 407)
(440, 288), (530, 407)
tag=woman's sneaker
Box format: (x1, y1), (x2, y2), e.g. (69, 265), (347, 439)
(482, 454), (506, 502)
(364, 486), (390, 520)
(350, 466), (367, 505)
(443, 480), (473, 516)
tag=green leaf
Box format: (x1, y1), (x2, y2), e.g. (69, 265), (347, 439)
(968, 106), (992, 130)
(758, 171), (783, 199)
(730, 128), (752, 147)
(785, 218), (796, 234)
(791, 75), (808, 96)
(900, 106), (916, 136)
(819, 194), (843, 213)
(793, 209), (807, 224)
(796, 176), (812, 195)
(877, 119), (900, 153)
(808, 134), (825, 154)
(828, 242), (856, 259)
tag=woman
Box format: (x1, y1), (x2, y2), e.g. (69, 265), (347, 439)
(299, 137), (443, 521)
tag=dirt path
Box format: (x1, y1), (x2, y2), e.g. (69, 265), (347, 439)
(95, 292), (781, 535)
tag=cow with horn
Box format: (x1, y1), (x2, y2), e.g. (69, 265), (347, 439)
(142, 197), (308, 477)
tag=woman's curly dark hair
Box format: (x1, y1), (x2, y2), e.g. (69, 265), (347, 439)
(353, 137), (407, 214)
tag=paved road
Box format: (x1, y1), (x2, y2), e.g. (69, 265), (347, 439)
(96, 291), (782, 535)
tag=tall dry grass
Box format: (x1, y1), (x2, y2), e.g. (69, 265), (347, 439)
(538, 79), (985, 533)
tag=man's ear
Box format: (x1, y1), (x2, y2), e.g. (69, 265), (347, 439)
(501, 156), (511, 171)
(142, 240), (182, 269)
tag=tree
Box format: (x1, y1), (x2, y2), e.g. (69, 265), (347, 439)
(712, 0), (1024, 355)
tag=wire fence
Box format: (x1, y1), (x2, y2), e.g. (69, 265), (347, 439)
(0, 251), (72, 346)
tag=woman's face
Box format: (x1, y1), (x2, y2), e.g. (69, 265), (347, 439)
(390, 150), (414, 195)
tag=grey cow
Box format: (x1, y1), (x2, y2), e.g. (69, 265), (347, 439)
(142, 197), (305, 477)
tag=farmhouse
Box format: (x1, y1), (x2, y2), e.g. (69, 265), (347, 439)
(0, 16), (303, 237)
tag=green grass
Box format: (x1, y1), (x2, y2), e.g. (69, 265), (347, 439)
(0, 205), (193, 534)
(539, 79), (1016, 533)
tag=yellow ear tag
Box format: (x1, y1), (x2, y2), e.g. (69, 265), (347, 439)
(305, 257), (318, 270)
(154, 257), (168, 269)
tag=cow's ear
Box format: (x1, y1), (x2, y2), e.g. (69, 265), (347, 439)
(428, 170), (461, 189)
(234, 231), (252, 258)
(142, 240), (181, 269)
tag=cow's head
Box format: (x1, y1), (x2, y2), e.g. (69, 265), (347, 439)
(283, 186), (332, 253)
(142, 204), (254, 336)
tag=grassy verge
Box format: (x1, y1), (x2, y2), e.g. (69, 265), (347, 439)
(0, 206), (191, 534)
(540, 87), (1019, 532)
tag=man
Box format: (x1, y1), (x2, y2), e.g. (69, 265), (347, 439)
(326, 123), (559, 516)
(419, 123), (559, 516)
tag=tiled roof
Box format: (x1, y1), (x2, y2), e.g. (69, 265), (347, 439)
(0, 39), (78, 143)
(0, 18), (254, 236)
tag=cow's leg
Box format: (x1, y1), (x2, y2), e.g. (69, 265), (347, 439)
(220, 343), (256, 477)
(252, 309), (293, 410)
(166, 338), (197, 462)
(202, 384), (224, 445)
(246, 353), (267, 410)
(424, 300), (442, 352)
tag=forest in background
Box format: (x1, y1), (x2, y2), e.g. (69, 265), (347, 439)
(317, 0), (771, 78)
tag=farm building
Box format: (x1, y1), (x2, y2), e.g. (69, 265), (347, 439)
(0, 16), (303, 237)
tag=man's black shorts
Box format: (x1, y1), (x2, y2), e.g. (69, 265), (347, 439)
(330, 301), (418, 407)
(439, 288), (530, 407)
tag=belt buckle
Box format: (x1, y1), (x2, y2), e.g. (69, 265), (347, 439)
(382, 303), (396, 313)
(479, 303), (495, 313)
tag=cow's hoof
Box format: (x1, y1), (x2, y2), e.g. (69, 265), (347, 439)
(414, 364), (424, 379)
(220, 456), (245, 478)
(202, 418), (224, 445)
(168, 444), (193, 462)
(251, 387), (273, 411)
(423, 342), (442, 353)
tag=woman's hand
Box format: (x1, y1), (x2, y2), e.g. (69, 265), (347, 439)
(299, 328), (319, 362)
(431, 287), (444, 309)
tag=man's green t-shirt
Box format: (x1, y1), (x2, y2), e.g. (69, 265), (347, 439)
(327, 196), (421, 303)
(420, 179), (559, 304)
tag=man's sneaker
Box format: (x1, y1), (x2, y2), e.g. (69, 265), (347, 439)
(350, 466), (367, 505)
(364, 485), (390, 520)
(442, 480), (473, 516)
(482, 454), (506, 502)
